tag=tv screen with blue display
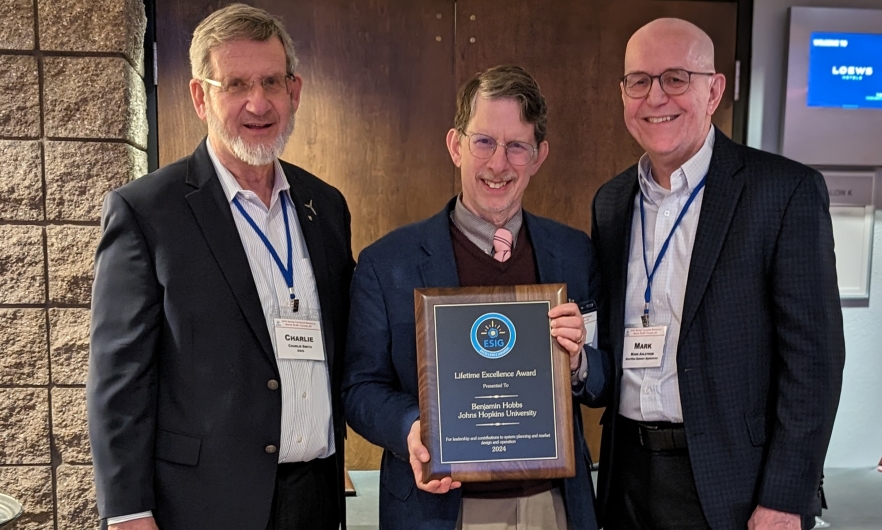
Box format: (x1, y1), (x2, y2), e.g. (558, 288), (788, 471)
(807, 32), (882, 109)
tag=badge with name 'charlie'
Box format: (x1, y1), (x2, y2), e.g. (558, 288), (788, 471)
(470, 313), (517, 359)
(274, 318), (325, 361)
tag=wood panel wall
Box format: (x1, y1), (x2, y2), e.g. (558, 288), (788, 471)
(156, 0), (738, 470)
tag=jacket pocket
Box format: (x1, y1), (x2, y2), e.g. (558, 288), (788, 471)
(380, 451), (414, 501)
(155, 429), (202, 466)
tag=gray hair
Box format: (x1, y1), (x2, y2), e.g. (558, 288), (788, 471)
(189, 3), (298, 81)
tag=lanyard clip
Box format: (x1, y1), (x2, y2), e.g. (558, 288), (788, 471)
(641, 303), (650, 327)
(289, 288), (299, 312)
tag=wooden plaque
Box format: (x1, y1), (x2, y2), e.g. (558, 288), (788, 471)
(414, 284), (575, 483)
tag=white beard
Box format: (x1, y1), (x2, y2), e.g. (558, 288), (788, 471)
(205, 98), (296, 167)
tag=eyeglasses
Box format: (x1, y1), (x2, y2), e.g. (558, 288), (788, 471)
(621, 69), (715, 98)
(462, 132), (537, 166)
(203, 74), (295, 98)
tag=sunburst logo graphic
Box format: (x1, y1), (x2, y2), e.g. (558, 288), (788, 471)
(483, 321), (506, 340)
(470, 313), (516, 359)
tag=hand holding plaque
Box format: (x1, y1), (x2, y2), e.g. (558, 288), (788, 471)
(549, 302), (589, 371)
(407, 420), (462, 493)
(414, 284), (576, 483)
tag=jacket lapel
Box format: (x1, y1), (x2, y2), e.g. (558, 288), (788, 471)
(525, 212), (564, 284)
(184, 140), (277, 369)
(678, 130), (745, 349)
(418, 199), (461, 288)
(284, 168), (338, 370)
(608, 172), (640, 355)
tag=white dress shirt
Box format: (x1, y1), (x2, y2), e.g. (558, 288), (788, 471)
(107, 140), (335, 525)
(209, 139), (335, 462)
(619, 127), (715, 423)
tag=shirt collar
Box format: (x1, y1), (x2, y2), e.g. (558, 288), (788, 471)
(450, 194), (523, 254)
(637, 126), (715, 205)
(207, 137), (290, 206)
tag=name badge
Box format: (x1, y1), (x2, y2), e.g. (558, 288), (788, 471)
(274, 318), (325, 361)
(622, 325), (666, 369)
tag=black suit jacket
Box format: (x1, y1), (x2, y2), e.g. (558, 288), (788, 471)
(591, 129), (845, 529)
(87, 139), (354, 529)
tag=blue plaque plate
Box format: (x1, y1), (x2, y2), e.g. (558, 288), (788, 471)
(435, 302), (558, 464)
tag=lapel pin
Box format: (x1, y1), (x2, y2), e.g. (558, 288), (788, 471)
(304, 199), (317, 218)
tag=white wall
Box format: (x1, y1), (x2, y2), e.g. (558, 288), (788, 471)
(749, 0), (882, 468)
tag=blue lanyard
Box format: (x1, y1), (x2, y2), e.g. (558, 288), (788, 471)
(639, 175), (707, 326)
(232, 192), (299, 311)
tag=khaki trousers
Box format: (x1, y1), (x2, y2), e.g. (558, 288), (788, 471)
(455, 488), (568, 530)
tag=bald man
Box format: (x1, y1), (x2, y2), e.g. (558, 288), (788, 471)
(590, 18), (844, 530)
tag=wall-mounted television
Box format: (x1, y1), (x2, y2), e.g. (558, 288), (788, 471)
(781, 8), (882, 166)
(807, 32), (882, 110)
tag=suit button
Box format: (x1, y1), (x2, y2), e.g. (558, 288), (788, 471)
(265, 445), (277, 454)
(267, 379), (279, 390)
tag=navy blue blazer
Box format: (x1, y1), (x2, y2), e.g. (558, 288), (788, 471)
(591, 129), (845, 529)
(343, 198), (609, 530)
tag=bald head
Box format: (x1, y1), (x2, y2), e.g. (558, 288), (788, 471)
(619, 17), (726, 186)
(625, 18), (715, 73)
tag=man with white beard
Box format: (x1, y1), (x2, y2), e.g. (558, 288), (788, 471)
(87, 4), (354, 530)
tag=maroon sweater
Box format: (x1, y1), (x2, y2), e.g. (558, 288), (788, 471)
(450, 221), (537, 288)
(450, 223), (555, 499)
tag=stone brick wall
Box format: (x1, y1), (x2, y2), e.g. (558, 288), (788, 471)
(0, 1), (147, 528)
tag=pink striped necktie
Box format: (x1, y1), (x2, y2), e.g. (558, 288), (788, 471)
(493, 228), (513, 262)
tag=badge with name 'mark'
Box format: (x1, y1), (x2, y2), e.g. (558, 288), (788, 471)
(622, 325), (666, 369)
(414, 284), (575, 484)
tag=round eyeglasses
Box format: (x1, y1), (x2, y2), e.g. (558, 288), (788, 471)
(462, 132), (537, 166)
(203, 74), (295, 98)
(621, 69), (715, 98)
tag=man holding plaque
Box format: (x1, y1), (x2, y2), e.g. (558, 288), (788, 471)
(591, 18), (845, 530)
(344, 65), (608, 530)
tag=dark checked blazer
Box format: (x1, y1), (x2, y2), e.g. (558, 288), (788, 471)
(590, 127), (845, 530)
(87, 139), (354, 529)
(343, 198), (610, 530)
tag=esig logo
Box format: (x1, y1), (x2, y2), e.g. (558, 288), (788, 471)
(471, 313), (516, 359)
